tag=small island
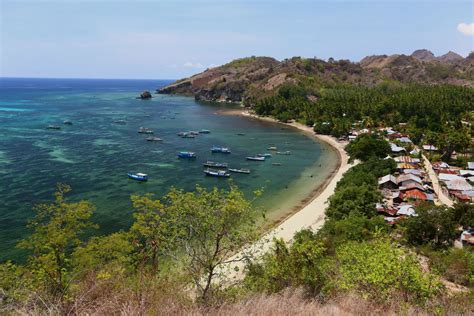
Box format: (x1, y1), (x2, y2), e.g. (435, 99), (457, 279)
(138, 90), (152, 99)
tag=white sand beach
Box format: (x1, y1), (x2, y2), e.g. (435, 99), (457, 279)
(216, 110), (357, 283)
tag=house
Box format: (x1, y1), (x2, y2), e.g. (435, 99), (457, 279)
(403, 169), (423, 176)
(451, 191), (474, 203)
(399, 182), (425, 192)
(460, 228), (474, 247)
(460, 170), (474, 177)
(432, 161), (450, 170)
(397, 163), (415, 170)
(402, 189), (429, 201)
(397, 174), (423, 187)
(423, 145), (438, 151)
(394, 156), (420, 164)
(397, 137), (412, 143)
(438, 173), (463, 182)
(468, 162), (474, 170)
(378, 174), (398, 190)
(410, 148), (419, 155)
(446, 178), (473, 192)
(396, 204), (416, 216)
(390, 143), (405, 153)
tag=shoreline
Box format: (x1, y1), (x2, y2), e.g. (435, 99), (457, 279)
(215, 108), (356, 281)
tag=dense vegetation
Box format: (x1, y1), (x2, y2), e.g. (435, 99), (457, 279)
(250, 83), (473, 162)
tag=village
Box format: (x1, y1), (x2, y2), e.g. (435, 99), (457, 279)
(342, 126), (474, 247)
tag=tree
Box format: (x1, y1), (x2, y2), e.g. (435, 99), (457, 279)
(346, 134), (390, 162)
(17, 184), (96, 297)
(401, 204), (457, 249)
(131, 185), (262, 304)
(326, 184), (381, 220)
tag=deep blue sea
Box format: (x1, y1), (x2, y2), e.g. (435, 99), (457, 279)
(0, 78), (337, 261)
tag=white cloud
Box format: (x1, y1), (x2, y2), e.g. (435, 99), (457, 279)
(457, 22), (474, 36)
(183, 62), (204, 69)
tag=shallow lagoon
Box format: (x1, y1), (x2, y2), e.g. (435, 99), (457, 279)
(0, 78), (337, 261)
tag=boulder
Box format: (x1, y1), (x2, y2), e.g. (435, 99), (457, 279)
(139, 91), (152, 99)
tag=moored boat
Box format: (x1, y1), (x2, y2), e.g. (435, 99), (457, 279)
(113, 120), (126, 124)
(204, 168), (230, 178)
(63, 120), (73, 125)
(211, 147), (231, 154)
(178, 151), (197, 158)
(138, 127), (154, 134)
(257, 153), (272, 158)
(146, 137), (163, 142)
(189, 131), (200, 136)
(246, 156), (265, 161)
(267, 146), (278, 151)
(200, 129), (211, 134)
(128, 172), (148, 181)
(46, 125), (61, 130)
(203, 161), (228, 168)
(276, 151), (291, 155)
(228, 168), (251, 174)
(182, 133), (195, 138)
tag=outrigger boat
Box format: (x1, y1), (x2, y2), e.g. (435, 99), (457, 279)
(199, 129), (211, 134)
(178, 151), (197, 158)
(203, 161), (228, 168)
(257, 153), (272, 158)
(246, 156), (265, 161)
(128, 172), (148, 181)
(211, 147), (231, 154)
(204, 169), (230, 178)
(146, 137), (163, 142)
(228, 168), (251, 174)
(276, 151), (291, 155)
(138, 127), (154, 134)
(46, 125), (61, 130)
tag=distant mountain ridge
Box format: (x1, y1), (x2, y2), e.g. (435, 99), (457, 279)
(157, 50), (474, 103)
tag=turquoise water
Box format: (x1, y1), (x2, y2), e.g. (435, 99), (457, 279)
(0, 78), (337, 261)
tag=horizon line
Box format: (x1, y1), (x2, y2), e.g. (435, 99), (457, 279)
(0, 76), (177, 81)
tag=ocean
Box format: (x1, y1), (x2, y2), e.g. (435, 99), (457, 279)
(0, 78), (337, 261)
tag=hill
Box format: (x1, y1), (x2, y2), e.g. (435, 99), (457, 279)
(157, 50), (474, 103)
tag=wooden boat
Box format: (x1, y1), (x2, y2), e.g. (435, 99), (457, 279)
(46, 125), (61, 130)
(267, 146), (278, 151)
(178, 151), (196, 158)
(203, 161), (228, 168)
(200, 129), (211, 134)
(177, 132), (186, 136)
(246, 156), (265, 161)
(182, 134), (195, 138)
(128, 172), (148, 181)
(204, 169), (230, 178)
(138, 127), (154, 134)
(257, 153), (272, 158)
(228, 168), (250, 174)
(146, 137), (163, 142)
(63, 120), (73, 125)
(189, 131), (200, 136)
(211, 147), (231, 154)
(276, 151), (291, 155)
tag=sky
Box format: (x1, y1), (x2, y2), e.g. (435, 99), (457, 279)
(1, 0), (473, 79)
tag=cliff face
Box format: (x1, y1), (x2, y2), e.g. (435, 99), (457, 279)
(157, 51), (474, 103)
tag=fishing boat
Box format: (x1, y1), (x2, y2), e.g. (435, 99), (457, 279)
(267, 146), (278, 151)
(246, 156), (265, 161)
(228, 168), (251, 174)
(189, 131), (200, 136)
(200, 129), (211, 134)
(203, 161), (228, 168)
(204, 169), (230, 178)
(182, 133), (195, 138)
(177, 132), (187, 136)
(178, 151), (197, 158)
(276, 151), (291, 155)
(46, 125), (61, 130)
(146, 137), (163, 142)
(211, 147), (231, 154)
(138, 127), (154, 134)
(128, 172), (148, 181)
(257, 153), (272, 158)
(63, 120), (73, 125)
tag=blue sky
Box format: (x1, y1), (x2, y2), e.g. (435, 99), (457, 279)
(1, 0), (473, 79)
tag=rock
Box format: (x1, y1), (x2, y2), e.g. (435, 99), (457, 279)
(411, 49), (436, 62)
(139, 91), (152, 99)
